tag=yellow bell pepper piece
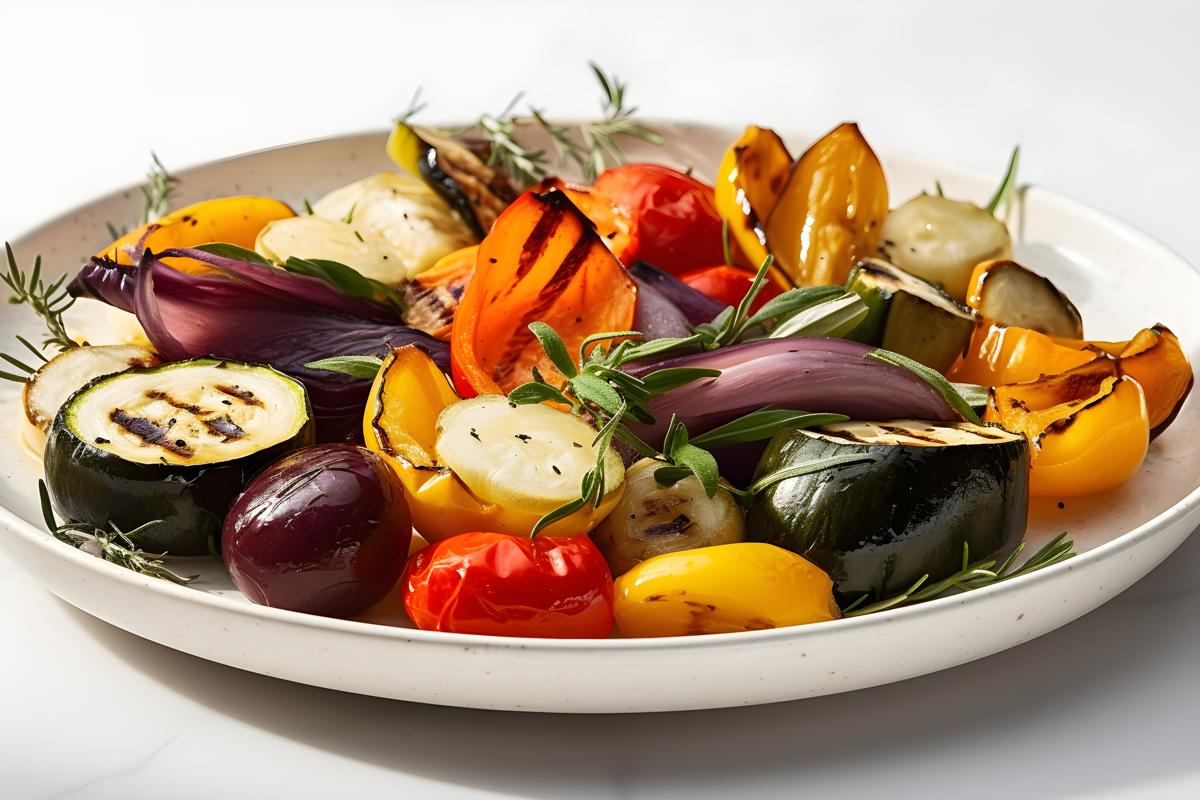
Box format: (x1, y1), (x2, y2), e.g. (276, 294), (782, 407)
(362, 345), (620, 542)
(714, 125), (793, 271)
(985, 358), (1149, 497)
(99, 196), (294, 274)
(950, 323), (1098, 386)
(613, 543), (839, 637)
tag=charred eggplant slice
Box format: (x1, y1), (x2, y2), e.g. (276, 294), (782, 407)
(746, 420), (1029, 600)
(966, 259), (1084, 338)
(44, 358), (315, 555)
(388, 122), (517, 236)
(846, 258), (975, 373)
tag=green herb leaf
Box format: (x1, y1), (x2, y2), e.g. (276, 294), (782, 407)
(528, 321), (578, 378)
(748, 453), (879, 495)
(508, 381), (570, 405)
(743, 285), (845, 330)
(568, 372), (624, 415)
(768, 292), (868, 340)
(194, 242), (274, 266)
(303, 355), (384, 379)
(283, 257), (406, 313)
(721, 218), (734, 267)
(2, 243), (77, 353)
(867, 349), (983, 424)
(638, 366), (721, 395)
(670, 442), (721, 497)
(690, 410), (849, 448)
(951, 382), (990, 412)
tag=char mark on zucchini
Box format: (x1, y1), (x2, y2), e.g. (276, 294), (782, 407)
(109, 409), (195, 458)
(215, 384), (263, 407)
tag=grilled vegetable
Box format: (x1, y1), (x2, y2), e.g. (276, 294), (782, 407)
(387, 123), (517, 236)
(985, 357), (1149, 496)
(593, 163), (725, 275)
(714, 125), (793, 269)
(746, 420), (1028, 599)
(436, 395), (625, 518)
(764, 123), (889, 286)
(613, 543), (839, 637)
(99, 196), (295, 271)
(879, 194), (1012, 302)
(23, 344), (158, 433)
(311, 172), (477, 280)
(591, 458), (745, 576)
(450, 185), (637, 396)
(401, 245), (476, 339)
(950, 322), (1098, 387)
(965, 259), (1083, 338)
(1116, 324), (1193, 435)
(403, 531), (614, 638)
(363, 345), (624, 541)
(223, 444), (411, 617)
(44, 358), (315, 555)
(254, 216), (408, 285)
(69, 245), (448, 442)
(845, 259), (974, 373)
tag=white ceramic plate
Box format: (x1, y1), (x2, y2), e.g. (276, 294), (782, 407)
(0, 124), (1197, 713)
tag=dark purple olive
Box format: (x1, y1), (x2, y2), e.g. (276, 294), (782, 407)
(222, 444), (412, 618)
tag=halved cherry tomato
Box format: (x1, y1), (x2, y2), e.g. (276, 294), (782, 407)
(594, 163), (725, 275)
(679, 264), (783, 313)
(450, 184), (637, 396)
(402, 532), (615, 638)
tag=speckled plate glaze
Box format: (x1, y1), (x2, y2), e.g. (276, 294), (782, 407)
(0, 124), (1197, 713)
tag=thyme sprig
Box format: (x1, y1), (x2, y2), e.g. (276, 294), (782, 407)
(106, 152), (180, 240)
(842, 533), (1076, 616)
(38, 480), (196, 585)
(985, 145), (1021, 217)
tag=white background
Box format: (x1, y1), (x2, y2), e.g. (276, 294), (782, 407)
(2, 0), (1199, 797)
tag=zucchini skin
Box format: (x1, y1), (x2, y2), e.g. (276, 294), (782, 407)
(746, 428), (1029, 599)
(43, 367), (316, 556)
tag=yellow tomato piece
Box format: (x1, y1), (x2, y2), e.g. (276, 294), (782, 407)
(99, 196), (294, 273)
(985, 359), (1149, 497)
(613, 543), (839, 637)
(714, 125), (793, 270)
(363, 345), (620, 542)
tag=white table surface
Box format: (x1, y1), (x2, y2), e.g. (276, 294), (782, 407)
(2, 1), (1199, 797)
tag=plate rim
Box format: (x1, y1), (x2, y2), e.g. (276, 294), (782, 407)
(2, 125), (1198, 652)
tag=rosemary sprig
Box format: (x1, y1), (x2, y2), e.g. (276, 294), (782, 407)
(141, 152), (179, 224)
(985, 145), (1020, 217)
(405, 63), (662, 188)
(2, 242), (77, 355)
(38, 480), (196, 585)
(842, 533), (1076, 616)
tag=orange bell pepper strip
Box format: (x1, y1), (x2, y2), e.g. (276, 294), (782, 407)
(450, 185), (637, 396)
(985, 357), (1149, 497)
(949, 323), (1099, 386)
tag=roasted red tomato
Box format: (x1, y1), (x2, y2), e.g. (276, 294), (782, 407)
(679, 265), (784, 312)
(594, 163), (725, 275)
(402, 532), (615, 638)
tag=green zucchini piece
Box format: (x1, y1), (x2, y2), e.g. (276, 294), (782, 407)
(387, 122), (517, 237)
(970, 259), (1083, 338)
(44, 358), (315, 555)
(746, 420), (1029, 600)
(846, 258), (975, 373)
